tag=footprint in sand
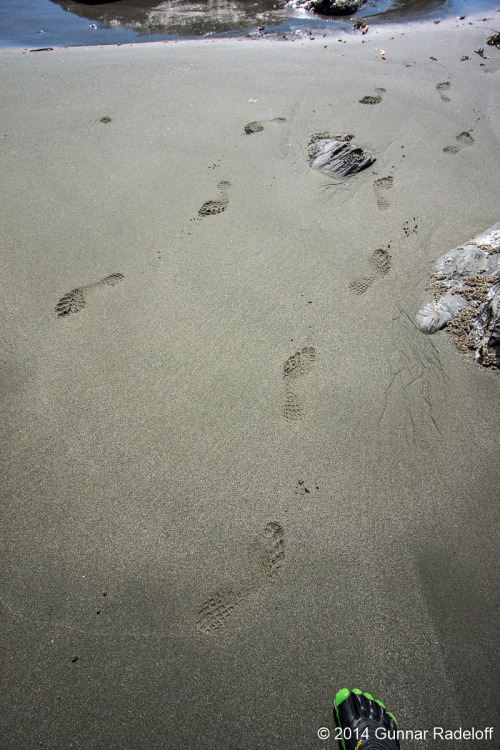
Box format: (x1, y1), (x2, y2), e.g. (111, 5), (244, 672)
(196, 522), (285, 633)
(373, 175), (394, 211)
(55, 287), (86, 317)
(283, 346), (316, 423)
(348, 249), (391, 296)
(368, 248), (391, 277)
(258, 521), (285, 582)
(244, 117), (286, 135)
(196, 590), (252, 633)
(359, 88), (386, 105)
(443, 131), (474, 154)
(55, 273), (124, 317)
(348, 278), (374, 296)
(436, 81), (451, 102)
(198, 180), (231, 216)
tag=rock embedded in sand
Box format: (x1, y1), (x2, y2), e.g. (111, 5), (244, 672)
(416, 293), (469, 335)
(473, 282), (500, 366)
(416, 221), (500, 367)
(308, 132), (375, 177)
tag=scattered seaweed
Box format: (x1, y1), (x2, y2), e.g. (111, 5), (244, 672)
(353, 19), (369, 34)
(486, 32), (500, 48)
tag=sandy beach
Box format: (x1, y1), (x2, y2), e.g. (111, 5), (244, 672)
(1, 16), (499, 749)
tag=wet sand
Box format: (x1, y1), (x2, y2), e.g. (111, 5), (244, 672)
(1, 17), (499, 749)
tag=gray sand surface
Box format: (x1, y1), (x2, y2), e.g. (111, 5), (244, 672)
(1, 18), (499, 749)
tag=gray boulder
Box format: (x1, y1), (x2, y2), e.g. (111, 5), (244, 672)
(416, 292), (469, 335)
(308, 132), (375, 177)
(416, 221), (500, 367)
(473, 282), (500, 367)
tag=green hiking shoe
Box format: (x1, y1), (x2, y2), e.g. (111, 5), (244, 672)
(334, 688), (401, 749)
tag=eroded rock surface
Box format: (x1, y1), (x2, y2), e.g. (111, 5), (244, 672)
(308, 132), (375, 177)
(417, 222), (500, 367)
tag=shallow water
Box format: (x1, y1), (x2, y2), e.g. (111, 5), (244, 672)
(0, 0), (498, 48)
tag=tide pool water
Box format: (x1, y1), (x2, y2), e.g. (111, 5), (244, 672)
(1, 0), (499, 48)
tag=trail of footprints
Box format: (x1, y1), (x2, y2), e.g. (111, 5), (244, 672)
(197, 353), (311, 635)
(349, 248), (392, 296)
(196, 117), (286, 218)
(197, 521), (285, 633)
(52, 98), (439, 638)
(55, 273), (124, 317)
(197, 348), (312, 634)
